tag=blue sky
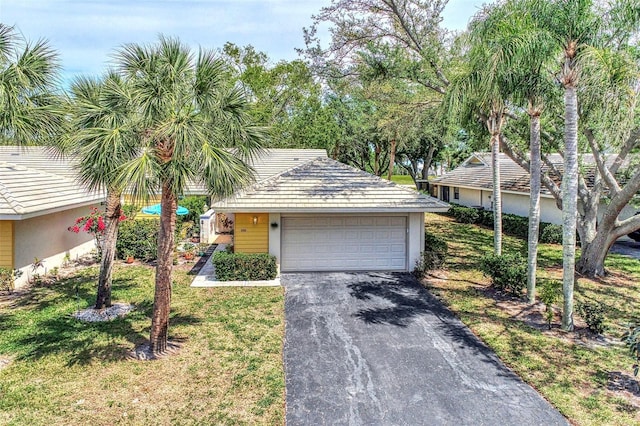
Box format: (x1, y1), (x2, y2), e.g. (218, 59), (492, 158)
(0, 0), (484, 84)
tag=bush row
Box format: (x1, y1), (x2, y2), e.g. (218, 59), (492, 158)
(212, 251), (277, 281)
(447, 204), (563, 244)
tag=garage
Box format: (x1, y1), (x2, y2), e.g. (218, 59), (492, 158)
(210, 156), (450, 273)
(281, 215), (407, 272)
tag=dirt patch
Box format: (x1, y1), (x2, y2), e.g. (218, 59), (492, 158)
(0, 356), (12, 371)
(128, 341), (182, 361)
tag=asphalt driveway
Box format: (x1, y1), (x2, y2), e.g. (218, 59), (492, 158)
(283, 272), (568, 426)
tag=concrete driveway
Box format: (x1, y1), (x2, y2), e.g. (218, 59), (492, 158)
(283, 272), (568, 426)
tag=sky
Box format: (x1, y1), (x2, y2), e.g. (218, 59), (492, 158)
(0, 0), (485, 85)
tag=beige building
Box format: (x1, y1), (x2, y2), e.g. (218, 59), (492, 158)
(0, 147), (103, 287)
(431, 152), (636, 225)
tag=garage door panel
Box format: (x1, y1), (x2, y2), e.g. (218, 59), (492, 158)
(281, 215), (407, 272)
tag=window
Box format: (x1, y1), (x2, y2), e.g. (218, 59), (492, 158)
(454, 187), (459, 200)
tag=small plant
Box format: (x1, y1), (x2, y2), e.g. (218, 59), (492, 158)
(479, 252), (527, 296)
(0, 268), (14, 293)
(576, 301), (607, 334)
(414, 231), (448, 277)
(538, 279), (561, 329)
(197, 243), (208, 256)
(624, 325), (640, 376)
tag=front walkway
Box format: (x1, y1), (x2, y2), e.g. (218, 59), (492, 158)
(283, 272), (568, 426)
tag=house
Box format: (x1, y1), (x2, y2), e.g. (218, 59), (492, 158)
(430, 152), (636, 224)
(0, 146), (448, 284)
(211, 157), (449, 272)
(0, 146), (103, 286)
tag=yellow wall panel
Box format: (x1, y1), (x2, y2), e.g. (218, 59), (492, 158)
(0, 221), (14, 269)
(234, 213), (269, 254)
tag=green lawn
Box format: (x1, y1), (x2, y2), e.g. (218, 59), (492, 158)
(424, 213), (640, 426)
(390, 175), (415, 185)
(0, 264), (284, 425)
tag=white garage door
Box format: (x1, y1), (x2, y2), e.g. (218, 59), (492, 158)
(281, 216), (407, 272)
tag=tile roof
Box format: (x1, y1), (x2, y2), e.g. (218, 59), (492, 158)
(211, 157), (450, 213)
(0, 146), (329, 218)
(0, 160), (103, 219)
(431, 152), (597, 195)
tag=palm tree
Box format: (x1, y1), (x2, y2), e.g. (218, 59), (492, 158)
(113, 36), (265, 355)
(541, 0), (603, 331)
(449, 6), (519, 256)
(480, 0), (559, 303)
(63, 72), (137, 309)
(0, 24), (62, 145)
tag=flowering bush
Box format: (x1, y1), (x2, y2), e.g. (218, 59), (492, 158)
(68, 207), (126, 258)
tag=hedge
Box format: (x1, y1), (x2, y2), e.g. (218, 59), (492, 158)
(446, 203), (562, 244)
(212, 251), (277, 281)
(415, 231), (448, 276)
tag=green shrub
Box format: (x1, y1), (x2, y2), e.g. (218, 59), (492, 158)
(448, 204), (480, 224)
(539, 224), (563, 244)
(0, 268), (14, 293)
(415, 232), (448, 276)
(538, 279), (562, 329)
(577, 301), (607, 334)
(478, 210), (494, 227)
(116, 219), (159, 261)
(502, 214), (529, 239)
(212, 251), (277, 281)
(479, 252), (527, 296)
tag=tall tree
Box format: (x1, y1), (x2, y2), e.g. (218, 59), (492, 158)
(0, 24), (62, 145)
(63, 73), (137, 309)
(114, 37), (265, 355)
(474, 0), (559, 303)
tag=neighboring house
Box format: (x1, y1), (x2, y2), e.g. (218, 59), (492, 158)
(430, 152), (636, 225)
(0, 146), (103, 286)
(211, 157), (449, 272)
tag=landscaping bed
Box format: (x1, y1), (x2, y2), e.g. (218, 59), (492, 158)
(0, 263), (284, 425)
(423, 212), (640, 425)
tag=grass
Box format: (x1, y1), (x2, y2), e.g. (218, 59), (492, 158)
(0, 264), (284, 425)
(390, 175), (415, 185)
(424, 213), (640, 426)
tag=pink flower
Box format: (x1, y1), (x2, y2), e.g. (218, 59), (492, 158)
(97, 216), (105, 231)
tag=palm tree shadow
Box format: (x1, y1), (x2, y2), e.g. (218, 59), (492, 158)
(348, 273), (437, 327)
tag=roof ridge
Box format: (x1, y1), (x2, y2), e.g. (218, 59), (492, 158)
(212, 156), (326, 202)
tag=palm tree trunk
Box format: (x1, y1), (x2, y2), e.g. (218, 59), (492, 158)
(150, 181), (177, 354)
(487, 112), (503, 255)
(562, 84), (579, 331)
(387, 138), (397, 180)
(527, 110), (542, 304)
(95, 190), (122, 309)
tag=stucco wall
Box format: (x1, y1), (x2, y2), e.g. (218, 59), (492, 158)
(14, 206), (97, 286)
(409, 212), (425, 271)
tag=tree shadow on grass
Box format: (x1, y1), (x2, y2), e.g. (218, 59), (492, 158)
(347, 272), (521, 379)
(2, 272), (200, 366)
(13, 310), (201, 366)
